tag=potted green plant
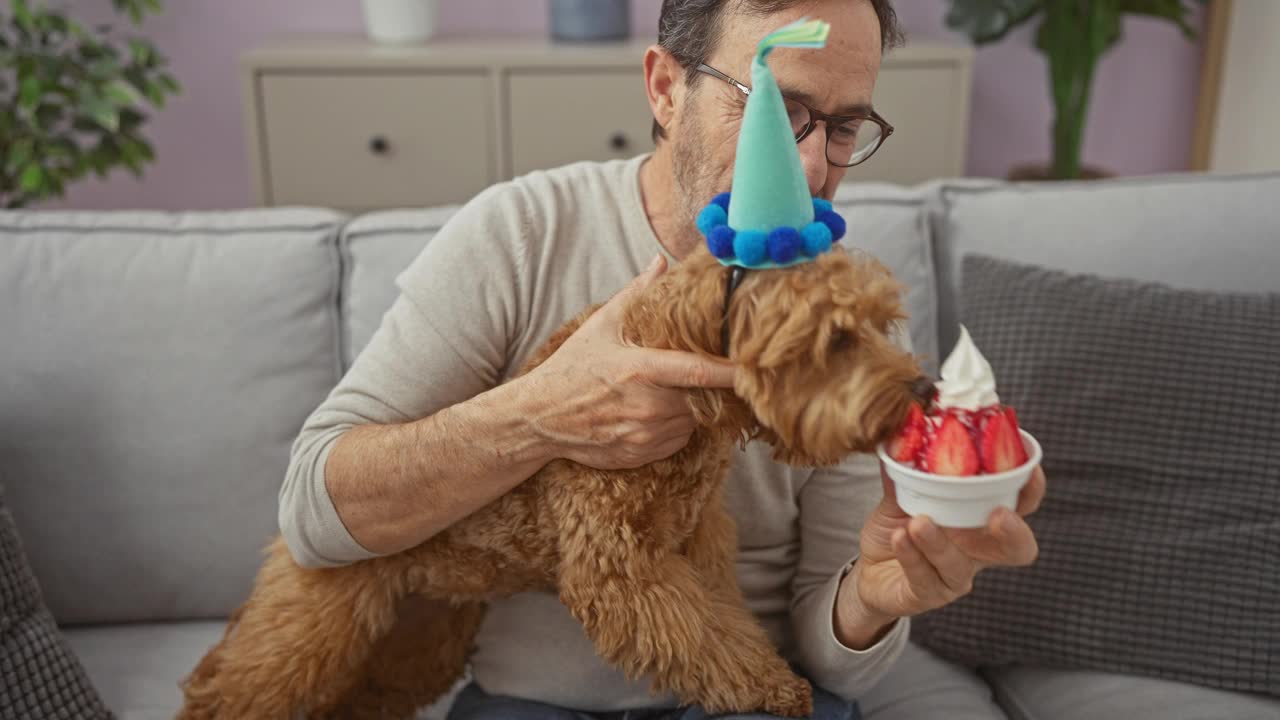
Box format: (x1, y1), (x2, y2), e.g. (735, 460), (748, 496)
(1, 0), (180, 208)
(945, 0), (1203, 180)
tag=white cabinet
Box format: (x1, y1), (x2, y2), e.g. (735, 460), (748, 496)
(243, 39), (972, 211)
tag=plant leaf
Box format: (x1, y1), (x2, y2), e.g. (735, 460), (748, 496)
(80, 93), (120, 132)
(128, 39), (154, 66)
(143, 81), (166, 108)
(19, 163), (45, 193)
(106, 81), (136, 106)
(8, 138), (34, 171)
(12, 0), (35, 33)
(18, 74), (42, 111)
(946, 0), (1043, 44)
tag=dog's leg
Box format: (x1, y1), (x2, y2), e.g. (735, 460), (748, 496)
(557, 504), (812, 718)
(330, 596), (485, 720)
(178, 538), (411, 720)
(684, 498), (814, 718)
(681, 486), (739, 593)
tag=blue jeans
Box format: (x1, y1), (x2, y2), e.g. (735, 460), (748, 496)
(446, 682), (861, 720)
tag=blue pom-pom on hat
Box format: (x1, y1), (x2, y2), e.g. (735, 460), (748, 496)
(697, 204), (729, 236)
(817, 210), (846, 242)
(711, 192), (732, 211)
(812, 197), (833, 215)
(734, 230), (768, 266)
(767, 227), (802, 264)
(707, 225), (736, 258)
(801, 221), (833, 257)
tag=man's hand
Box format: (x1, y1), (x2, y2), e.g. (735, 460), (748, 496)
(834, 464), (1047, 647)
(518, 255), (737, 470)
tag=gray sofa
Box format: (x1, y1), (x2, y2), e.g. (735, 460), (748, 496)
(3, 170), (1278, 720)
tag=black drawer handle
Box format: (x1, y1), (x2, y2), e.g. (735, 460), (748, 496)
(609, 132), (628, 151)
(369, 136), (390, 155)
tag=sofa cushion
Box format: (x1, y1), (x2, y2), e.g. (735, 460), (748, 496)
(0, 209), (345, 624)
(985, 666), (1280, 720)
(931, 171), (1280, 352)
(858, 641), (1007, 720)
(65, 620), (224, 720)
(341, 184), (940, 372)
(833, 182), (941, 372)
(912, 255), (1280, 697)
(1, 486), (112, 719)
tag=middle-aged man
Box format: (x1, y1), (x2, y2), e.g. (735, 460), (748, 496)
(278, 1), (1046, 718)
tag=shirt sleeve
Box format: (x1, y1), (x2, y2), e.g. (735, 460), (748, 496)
(278, 182), (530, 568)
(789, 322), (915, 699)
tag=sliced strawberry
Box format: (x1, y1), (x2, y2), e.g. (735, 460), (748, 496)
(922, 415), (980, 476)
(979, 408), (1029, 472)
(1003, 406), (1024, 434)
(888, 404), (927, 463)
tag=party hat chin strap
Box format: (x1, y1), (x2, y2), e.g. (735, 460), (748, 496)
(720, 266), (750, 357)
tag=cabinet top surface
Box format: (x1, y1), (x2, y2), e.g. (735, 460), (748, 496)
(244, 35), (973, 70)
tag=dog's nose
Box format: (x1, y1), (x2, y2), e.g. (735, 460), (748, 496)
(909, 375), (936, 405)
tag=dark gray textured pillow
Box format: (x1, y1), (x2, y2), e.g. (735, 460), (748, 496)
(911, 254), (1280, 697)
(0, 487), (113, 719)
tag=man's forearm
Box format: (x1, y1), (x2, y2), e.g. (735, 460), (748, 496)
(833, 560), (898, 650)
(325, 377), (553, 556)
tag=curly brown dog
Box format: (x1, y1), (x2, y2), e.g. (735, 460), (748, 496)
(178, 246), (929, 719)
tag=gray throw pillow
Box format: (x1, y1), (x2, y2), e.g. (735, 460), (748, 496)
(911, 254), (1280, 698)
(0, 487), (113, 719)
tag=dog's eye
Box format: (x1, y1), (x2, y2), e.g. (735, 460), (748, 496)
(830, 329), (854, 352)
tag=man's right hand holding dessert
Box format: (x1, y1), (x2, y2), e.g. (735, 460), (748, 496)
(833, 326), (1047, 645)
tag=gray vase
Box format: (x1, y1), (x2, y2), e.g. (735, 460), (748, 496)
(550, 0), (631, 42)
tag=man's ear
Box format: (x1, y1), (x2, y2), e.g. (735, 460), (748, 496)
(644, 45), (681, 136)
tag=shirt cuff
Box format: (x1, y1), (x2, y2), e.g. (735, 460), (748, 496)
(828, 556), (909, 655)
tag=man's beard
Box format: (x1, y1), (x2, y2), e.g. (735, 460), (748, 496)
(670, 111), (724, 249)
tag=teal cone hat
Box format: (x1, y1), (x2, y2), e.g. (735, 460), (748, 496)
(697, 18), (847, 270)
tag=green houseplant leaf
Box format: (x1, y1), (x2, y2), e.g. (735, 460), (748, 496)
(945, 0), (1204, 180)
(945, 0), (1043, 44)
(1, 0), (179, 206)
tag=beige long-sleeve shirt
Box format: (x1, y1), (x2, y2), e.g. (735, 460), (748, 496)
(279, 154), (909, 710)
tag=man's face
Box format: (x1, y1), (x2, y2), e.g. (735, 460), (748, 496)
(669, 0), (883, 221)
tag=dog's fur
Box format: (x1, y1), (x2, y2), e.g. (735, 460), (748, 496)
(177, 247), (925, 719)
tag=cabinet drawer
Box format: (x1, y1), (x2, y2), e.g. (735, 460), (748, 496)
(507, 70), (655, 177)
(259, 73), (492, 209)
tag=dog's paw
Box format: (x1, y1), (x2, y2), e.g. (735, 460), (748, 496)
(760, 674), (813, 718)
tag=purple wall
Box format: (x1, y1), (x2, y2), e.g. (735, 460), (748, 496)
(49, 0), (1203, 210)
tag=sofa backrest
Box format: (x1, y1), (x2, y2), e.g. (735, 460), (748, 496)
(0, 209), (346, 624)
(931, 171), (1280, 353)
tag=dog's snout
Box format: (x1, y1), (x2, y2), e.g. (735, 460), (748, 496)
(909, 375), (936, 405)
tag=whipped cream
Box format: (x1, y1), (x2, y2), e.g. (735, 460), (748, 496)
(935, 325), (999, 412)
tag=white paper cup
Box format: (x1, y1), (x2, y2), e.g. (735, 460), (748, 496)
(877, 430), (1042, 528)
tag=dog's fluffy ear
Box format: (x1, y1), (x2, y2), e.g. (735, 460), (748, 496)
(623, 250), (724, 357)
(622, 251), (758, 441)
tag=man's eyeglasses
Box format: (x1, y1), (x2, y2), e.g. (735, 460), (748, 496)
(694, 63), (893, 169)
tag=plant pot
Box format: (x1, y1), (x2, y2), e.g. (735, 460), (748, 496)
(550, 0), (631, 42)
(1007, 163), (1113, 182)
(361, 0), (439, 44)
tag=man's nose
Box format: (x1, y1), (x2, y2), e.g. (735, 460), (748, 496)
(797, 127), (829, 197)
